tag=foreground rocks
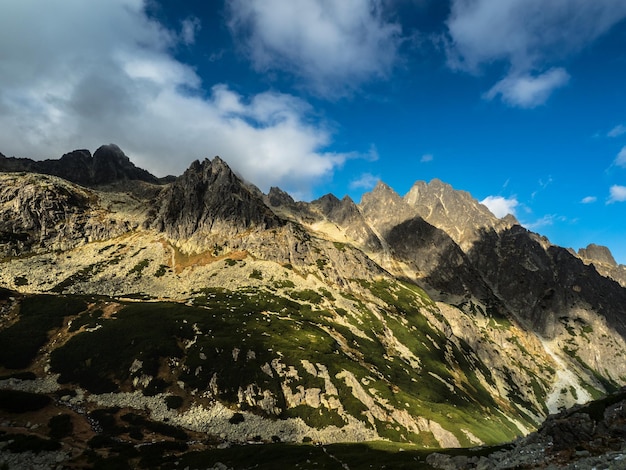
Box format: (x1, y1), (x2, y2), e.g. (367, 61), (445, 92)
(427, 388), (626, 469)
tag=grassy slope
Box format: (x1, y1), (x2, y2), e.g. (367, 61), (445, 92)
(2, 274), (532, 447)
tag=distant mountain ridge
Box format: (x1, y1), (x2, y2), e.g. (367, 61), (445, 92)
(0, 144), (163, 186)
(1, 144), (626, 467)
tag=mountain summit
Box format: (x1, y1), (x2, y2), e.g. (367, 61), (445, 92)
(1, 146), (626, 467)
(0, 144), (159, 186)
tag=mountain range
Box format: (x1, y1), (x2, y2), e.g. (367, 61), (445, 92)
(1, 144), (626, 468)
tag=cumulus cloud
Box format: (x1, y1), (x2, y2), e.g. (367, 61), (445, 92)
(608, 124), (626, 138)
(608, 185), (626, 204)
(0, 0), (353, 195)
(446, 0), (626, 106)
(226, 0), (402, 97)
(484, 68), (570, 108)
(350, 173), (380, 191)
(615, 147), (626, 168)
(581, 196), (597, 204)
(480, 195), (519, 218)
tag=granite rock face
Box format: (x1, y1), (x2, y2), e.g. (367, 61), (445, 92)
(0, 173), (133, 257)
(150, 157), (282, 240)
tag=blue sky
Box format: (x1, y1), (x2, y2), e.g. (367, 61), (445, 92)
(1, 1), (626, 263)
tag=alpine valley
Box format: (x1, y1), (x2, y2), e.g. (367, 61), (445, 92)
(2, 144), (626, 469)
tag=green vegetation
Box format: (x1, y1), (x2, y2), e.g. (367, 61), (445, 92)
(290, 289), (323, 305)
(229, 412), (245, 424)
(563, 346), (620, 394)
(319, 287), (335, 301)
(121, 413), (188, 440)
(249, 269), (263, 280)
(0, 433), (61, 453)
(69, 308), (104, 332)
(165, 395), (184, 410)
(0, 371), (36, 381)
(0, 295), (87, 368)
(273, 279), (295, 289)
(51, 302), (193, 393)
(51, 259), (120, 292)
(128, 258), (151, 277)
(333, 241), (347, 251)
(8, 279), (530, 446)
(0, 389), (51, 413)
(282, 405), (345, 429)
(154, 264), (169, 277)
(48, 413), (73, 439)
(170, 441), (508, 470)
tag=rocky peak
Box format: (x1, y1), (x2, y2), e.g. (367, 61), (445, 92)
(151, 157), (282, 241)
(578, 243), (617, 267)
(404, 178), (516, 251)
(311, 193), (342, 213)
(359, 182), (415, 236)
(267, 186), (295, 207)
(90, 144), (158, 185)
(577, 243), (626, 288)
(308, 193), (383, 252)
(0, 144), (159, 186)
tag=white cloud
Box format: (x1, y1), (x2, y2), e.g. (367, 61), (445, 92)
(366, 144), (380, 162)
(615, 147), (626, 168)
(523, 214), (557, 231)
(608, 185), (626, 203)
(181, 17), (201, 46)
(608, 124), (626, 138)
(446, 0), (626, 106)
(480, 195), (519, 218)
(484, 68), (570, 108)
(0, 0), (353, 196)
(350, 173), (380, 190)
(227, 0), (402, 97)
(581, 196), (597, 204)
(420, 154), (433, 163)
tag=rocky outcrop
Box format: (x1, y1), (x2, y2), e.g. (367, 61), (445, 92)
(309, 194), (383, 252)
(578, 243), (617, 267)
(578, 243), (626, 288)
(0, 144), (159, 186)
(467, 226), (626, 339)
(150, 157), (282, 241)
(0, 173), (133, 257)
(385, 216), (494, 299)
(359, 181), (416, 235)
(404, 178), (516, 251)
(267, 186), (296, 207)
